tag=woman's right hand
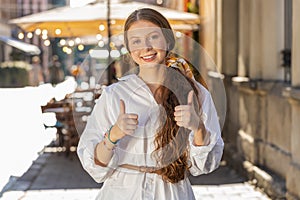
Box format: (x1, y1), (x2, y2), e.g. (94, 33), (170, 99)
(109, 99), (139, 142)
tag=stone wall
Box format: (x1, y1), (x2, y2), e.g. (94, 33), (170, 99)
(224, 80), (300, 199)
(200, 0), (300, 198)
(207, 0), (300, 199)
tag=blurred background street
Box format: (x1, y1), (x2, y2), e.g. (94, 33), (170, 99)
(1, 0), (299, 199)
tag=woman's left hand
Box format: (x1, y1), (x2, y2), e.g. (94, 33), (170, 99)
(174, 90), (200, 131)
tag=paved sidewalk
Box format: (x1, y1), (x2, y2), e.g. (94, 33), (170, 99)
(1, 149), (270, 200)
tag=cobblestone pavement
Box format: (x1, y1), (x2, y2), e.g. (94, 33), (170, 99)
(1, 149), (271, 200)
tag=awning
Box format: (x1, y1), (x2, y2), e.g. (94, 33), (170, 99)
(0, 36), (41, 55)
(9, 1), (200, 38)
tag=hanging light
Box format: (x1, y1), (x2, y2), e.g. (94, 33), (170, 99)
(66, 48), (72, 54)
(42, 34), (48, 40)
(109, 42), (115, 48)
(18, 32), (24, 39)
(75, 37), (81, 44)
(35, 29), (41, 35)
(42, 29), (48, 35)
(27, 32), (33, 39)
(78, 44), (84, 51)
(62, 46), (68, 52)
(175, 31), (182, 38)
(98, 40), (105, 47)
(44, 40), (51, 46)
(120, 47), (128, 55)
(59, 39), (66, 46)
(96, 34), (102, 40)
(99, 24), (105, 31)
(68, 40), (75, 47)
(55, 28), (62, 35)
(62, 46), (72, 54)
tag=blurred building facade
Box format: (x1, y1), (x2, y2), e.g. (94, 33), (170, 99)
(0, 0), (66, 69)
(0, 0), (18, 62)
(199, 0), (299, 199)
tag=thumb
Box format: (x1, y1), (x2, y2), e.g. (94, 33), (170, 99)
(119, 99), (126, 114)
(187, 90), (194, 106)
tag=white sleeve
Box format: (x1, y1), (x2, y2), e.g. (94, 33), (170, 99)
(77, 88), (119, 183)
(189, 83), (224, 176)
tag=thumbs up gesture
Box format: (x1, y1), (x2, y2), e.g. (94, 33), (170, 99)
(174, 90), (200, 132)
(109, 99), (139, 142)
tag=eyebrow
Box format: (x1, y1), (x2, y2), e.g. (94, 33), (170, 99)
(128, 30), (161, 40)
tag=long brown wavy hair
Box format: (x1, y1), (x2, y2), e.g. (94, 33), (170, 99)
(153, 67), (200, 183)
(124, 8), (201, 183)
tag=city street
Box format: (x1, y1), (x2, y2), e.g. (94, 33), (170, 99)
(1, 148), (270, 200)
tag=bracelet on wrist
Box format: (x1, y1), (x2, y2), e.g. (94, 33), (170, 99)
(105, 125), (119, 144)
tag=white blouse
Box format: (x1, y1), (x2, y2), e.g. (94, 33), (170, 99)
(77, 74), (224, 200)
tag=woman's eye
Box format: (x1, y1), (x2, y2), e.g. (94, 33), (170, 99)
(132, 39), (141, 45)
(150, 34), (159, 40)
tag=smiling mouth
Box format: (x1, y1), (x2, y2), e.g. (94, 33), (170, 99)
(141, 53), (157, 61)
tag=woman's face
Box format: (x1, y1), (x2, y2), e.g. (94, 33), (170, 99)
(127, 20), (168, 66)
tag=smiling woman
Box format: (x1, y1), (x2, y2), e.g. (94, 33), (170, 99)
(126, 22), (168, 65)
(77, 8), (224, 200)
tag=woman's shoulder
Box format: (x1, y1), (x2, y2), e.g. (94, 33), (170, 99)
(195, 81), (210, 95)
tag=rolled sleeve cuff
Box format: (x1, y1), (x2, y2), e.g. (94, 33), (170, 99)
(78, 138), (119, 183)
(189, 129), (218, 157)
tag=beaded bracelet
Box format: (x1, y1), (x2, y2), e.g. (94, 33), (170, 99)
(105, 125), (119, 145)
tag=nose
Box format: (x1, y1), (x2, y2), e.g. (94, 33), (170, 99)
(144, 38), (153, 50)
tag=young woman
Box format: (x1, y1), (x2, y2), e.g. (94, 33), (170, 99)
(77, 8), (224, 200)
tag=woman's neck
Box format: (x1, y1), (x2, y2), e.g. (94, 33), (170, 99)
(138, 66), (165, 95)
(138, 65), (165, 84)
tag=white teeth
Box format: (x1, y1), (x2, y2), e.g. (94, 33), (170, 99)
(142, 55), (154, 59)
